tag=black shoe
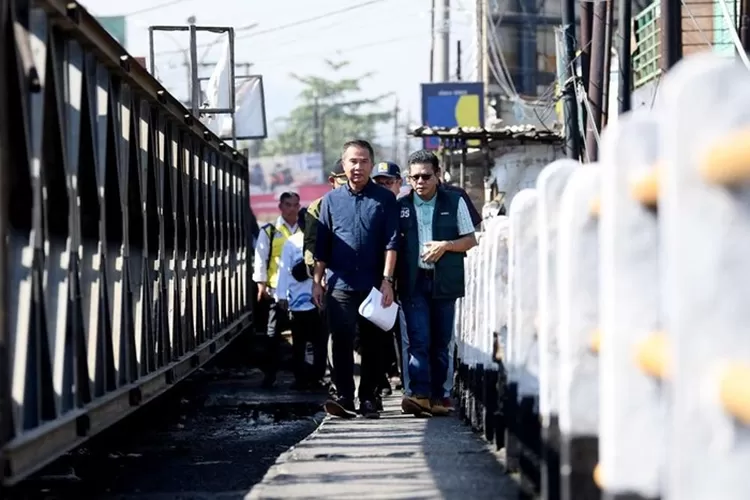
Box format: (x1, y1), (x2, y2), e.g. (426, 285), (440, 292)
(324, 398), (357, 419)
(375, 397), (384, 412)
(359, 400), (380, 419)
(380, 385), (393, 396)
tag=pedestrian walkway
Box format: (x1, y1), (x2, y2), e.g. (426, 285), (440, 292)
(246, 396), (518, 499)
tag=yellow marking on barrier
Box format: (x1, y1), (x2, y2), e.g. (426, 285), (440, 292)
(700, 129), (750, 185)
(629, 167), (659, 207)
(719, 362), (750, 425)
(635, 332), (669, 379)
(593, 463), (603, 488)
(589, 197), (601, 217)
(590, 329), (601, 354)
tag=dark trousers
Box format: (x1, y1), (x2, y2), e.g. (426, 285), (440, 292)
(261, 296), (290, 378)
(327, 288), (382, 404)
(290, 308), (327, 383)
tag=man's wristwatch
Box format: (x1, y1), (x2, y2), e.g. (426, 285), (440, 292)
(383, 275), (394, 284)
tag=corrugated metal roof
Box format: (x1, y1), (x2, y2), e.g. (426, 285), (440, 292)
(408, 125), (564, 144)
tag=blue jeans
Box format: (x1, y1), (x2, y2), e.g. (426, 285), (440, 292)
(402, 273), (457, 399)
(400, 310), (454, 398)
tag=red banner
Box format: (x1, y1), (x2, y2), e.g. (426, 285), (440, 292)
(250, 183), (330, 221)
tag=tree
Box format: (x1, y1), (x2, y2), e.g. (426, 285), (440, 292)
(259, 59), (394, 168)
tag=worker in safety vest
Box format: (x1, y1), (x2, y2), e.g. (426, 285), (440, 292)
(253, 191), (301, 388)
(303, 159), (348, 274)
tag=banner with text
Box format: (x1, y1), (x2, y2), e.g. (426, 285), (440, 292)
(248, 152), (326, 220)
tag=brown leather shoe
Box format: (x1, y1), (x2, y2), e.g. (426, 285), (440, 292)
(401, 395), (432, 417)
(430, 400), (451, 417)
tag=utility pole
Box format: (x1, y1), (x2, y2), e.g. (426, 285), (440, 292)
(435, 0), (450, 82)
(601, 0), (615, 128)
(312, 96), (322, 164)
(660, 0), (682, 71)
(579, 1), (593, 130)
(430, 0), (436, 82)
(456, 40), (462, 80)
(392, 99), (400, 161)
(560, 0), (581, 160)
(741, 0), (750, 51)
(585, 0), (609, 161)
(617, 0), (632, 113)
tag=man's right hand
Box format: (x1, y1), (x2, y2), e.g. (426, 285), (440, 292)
(312, 281), (326, 309)
(256, 283), (269, 302)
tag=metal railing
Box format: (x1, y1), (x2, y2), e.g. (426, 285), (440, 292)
(0, 0), (251, 485)
(454, 53), (750, 499)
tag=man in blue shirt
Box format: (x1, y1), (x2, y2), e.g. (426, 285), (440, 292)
(313, 140), (399, 419)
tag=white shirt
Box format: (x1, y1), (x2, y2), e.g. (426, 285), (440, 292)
(252, 216), (299, 296)
(276, 232), (316, 312)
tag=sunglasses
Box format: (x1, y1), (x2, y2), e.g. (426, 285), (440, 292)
(409, 173), (434, 181)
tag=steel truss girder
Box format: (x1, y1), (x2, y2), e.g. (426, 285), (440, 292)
(0, 1), (251, 485)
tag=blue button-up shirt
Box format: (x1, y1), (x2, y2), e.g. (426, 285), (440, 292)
(315, 180), (399, 291)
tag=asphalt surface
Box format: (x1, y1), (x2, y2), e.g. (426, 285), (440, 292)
(6, 336), (327, 500)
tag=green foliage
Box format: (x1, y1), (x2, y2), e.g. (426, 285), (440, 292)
(258, 59), (393, 168)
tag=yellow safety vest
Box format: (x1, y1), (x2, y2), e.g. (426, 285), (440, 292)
(263, 222), (296, 289)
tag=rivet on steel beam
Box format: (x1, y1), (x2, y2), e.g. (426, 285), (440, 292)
(593, 463), (603, 488)
(232, 150), (238, 158)
(700, 128), (750, 186)
(184, 114), (193, 126)
(718, 362), (750, 425)
(119, 55), (131, 72)
(203, 130), (211, 140)
(589, 329), (601, 354)
(156, 89), (166, 103)
(65, 2), (80, 23)
(629, 167), (659, 207)
(218, 143), (226, 152)
(634, 332), (669, 379)
(128, 387), (142, 406)
(589, 196), (600, 217)
(75, 414), (90, 437)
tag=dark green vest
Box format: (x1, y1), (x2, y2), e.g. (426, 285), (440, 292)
(397, 189), (466, 300)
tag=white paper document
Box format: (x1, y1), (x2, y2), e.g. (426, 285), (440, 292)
(358, 287), (399, 331)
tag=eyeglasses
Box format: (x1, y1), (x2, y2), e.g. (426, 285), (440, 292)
(409, 173), (434, 182)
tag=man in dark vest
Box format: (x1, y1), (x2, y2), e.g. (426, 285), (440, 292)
(397, 149), (477, 417)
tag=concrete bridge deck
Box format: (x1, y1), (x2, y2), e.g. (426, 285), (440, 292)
(247, 396), (517, 500)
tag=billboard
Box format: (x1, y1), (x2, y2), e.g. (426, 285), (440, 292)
(251, 184), (330, 222)
(248, 152), (326, 220)
(248, 152), (323, 195)
(420, 82), (485, 149)
(201, 35), (268, 140)
(97, 16), (127, 48)
(218, 76), (268, 140)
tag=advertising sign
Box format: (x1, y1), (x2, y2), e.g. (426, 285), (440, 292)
(420, 82), (485, 149)
(97, 16), (127, 48)
(248, 152), (326, 220)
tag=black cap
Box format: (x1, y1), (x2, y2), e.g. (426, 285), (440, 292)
(331, 159), (345, 176)
(373, 161), (401, 179)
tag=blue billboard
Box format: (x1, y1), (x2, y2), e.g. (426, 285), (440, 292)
(420, 82), (485, 149)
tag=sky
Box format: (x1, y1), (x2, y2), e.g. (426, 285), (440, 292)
(80, 0), (478, 145)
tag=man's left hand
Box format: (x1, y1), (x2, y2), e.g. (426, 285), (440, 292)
(421, 241), (449, 263)
(380, 280), (394, 307)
